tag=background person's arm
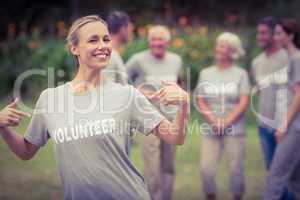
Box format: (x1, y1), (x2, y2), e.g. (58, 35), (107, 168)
(284, 84), (300, 128)
(224, 94), (249, 126)
(197, 96), (218, 125)
(276, 57), (300, 143)
(224, 70), (250, 129)
(125, 54), (141, 85)
(197, 96), (226, 134)
(276, 84), (300, 142)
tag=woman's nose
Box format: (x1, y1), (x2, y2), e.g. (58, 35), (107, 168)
(97, 40), (110, 49)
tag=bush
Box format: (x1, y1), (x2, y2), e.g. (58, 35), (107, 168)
(0, 25), (260, 98)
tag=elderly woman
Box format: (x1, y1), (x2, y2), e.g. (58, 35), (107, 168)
(126, 25), (184, 200)
(196, 32), (250, 200)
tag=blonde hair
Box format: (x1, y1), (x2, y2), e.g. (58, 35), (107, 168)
(216, 32), (245, 59)
(66, 15), (107, 51)
(148, 25), (171, 42)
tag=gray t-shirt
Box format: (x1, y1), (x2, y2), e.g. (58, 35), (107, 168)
(251, 49), (289, 129)
(103, 49), (128, 85)
(126, 50), (183, 120)
(24, 82), (165, 200)
(196, 65), (250, 136)
(288, 51), (300, 131)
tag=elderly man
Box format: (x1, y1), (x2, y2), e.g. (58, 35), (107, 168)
(126, 25), (184, 200)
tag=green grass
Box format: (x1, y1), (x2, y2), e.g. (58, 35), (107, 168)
(0, 108), (266, 200)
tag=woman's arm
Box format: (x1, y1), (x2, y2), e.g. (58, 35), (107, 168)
(197, 94), (248, 133)
(0, 99), (39, 160)
(197, 96), (218, 125)
(1, 127), (40, 160)
(154, 102), (189, 145)
(223, 94), (249, 126)
(152, 82), (189, 145)
(276, 84), (300, 143)
(138, 88), (156, 99)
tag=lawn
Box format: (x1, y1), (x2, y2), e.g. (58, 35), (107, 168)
(0, 106), (266, 200)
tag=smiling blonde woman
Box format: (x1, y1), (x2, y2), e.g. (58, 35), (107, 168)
(0, 15), (189, 200)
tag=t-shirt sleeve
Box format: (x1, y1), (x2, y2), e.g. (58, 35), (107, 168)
(115, 53), (128, 85)
(177, 57), (184, 81)
(194, 70), (205, 96)
(24, 89), (50, 147)
(125, 55), (142, 85)
(130, 87), (165, 135)
(239, 70), (251, 95)
(291, 56), (300, 84)
(250, 60), (257, 85)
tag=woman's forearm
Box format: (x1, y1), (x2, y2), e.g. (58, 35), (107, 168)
(0, 127), (38, 160)
(281, 85), (300, 131)
(225, 95), (248, 125)
(155, 101), (189, 145)
(172, 101), (189, 144)
(197, 97), (217, 125)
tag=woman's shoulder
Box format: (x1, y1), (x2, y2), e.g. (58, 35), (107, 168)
(200, 65), (217, 75)
(231, 65), (248, 76)
(291, 50), (300, 63)
(38, 85), (65, 102)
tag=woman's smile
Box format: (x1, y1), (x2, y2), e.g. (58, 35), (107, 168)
(93, 48), (111, 61)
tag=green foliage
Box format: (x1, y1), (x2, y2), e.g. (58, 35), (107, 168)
(0, 35), (76, 96)
(0, 26), (260, 97)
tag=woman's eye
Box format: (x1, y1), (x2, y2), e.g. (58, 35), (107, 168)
(104, 38), (111, 42)
(88, 39), (97, 43)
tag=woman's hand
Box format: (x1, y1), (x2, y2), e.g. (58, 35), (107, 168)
(211, 118), (231, 135)
(151, 81), (189, 106)
(0, 99), (30, 128)
(275, 128), (286, 144)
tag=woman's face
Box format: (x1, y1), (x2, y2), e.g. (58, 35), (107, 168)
(274, 24), (290, 48)
(148, 35), (168, 58)
(71, 21), (112, 70)
(215, 40), (233, 62)
(256, 24), (273, 49)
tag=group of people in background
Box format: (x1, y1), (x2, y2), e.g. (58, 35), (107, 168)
(196, 16), (300, 200)
(0, 10), (299, 200)
(103, 12), (300, 200)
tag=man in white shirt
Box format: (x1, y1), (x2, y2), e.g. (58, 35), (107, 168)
(126, 25), (184, 200)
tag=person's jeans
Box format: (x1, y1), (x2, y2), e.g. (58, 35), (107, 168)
(259, 126), (277, 169)
(259, 126), (295, 200)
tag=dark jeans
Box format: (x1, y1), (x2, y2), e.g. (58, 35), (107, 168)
(259, 126), (295, 200)
(259, 126), (277, 169)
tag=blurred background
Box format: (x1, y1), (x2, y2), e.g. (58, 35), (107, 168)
(0, 0), (300, 199)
